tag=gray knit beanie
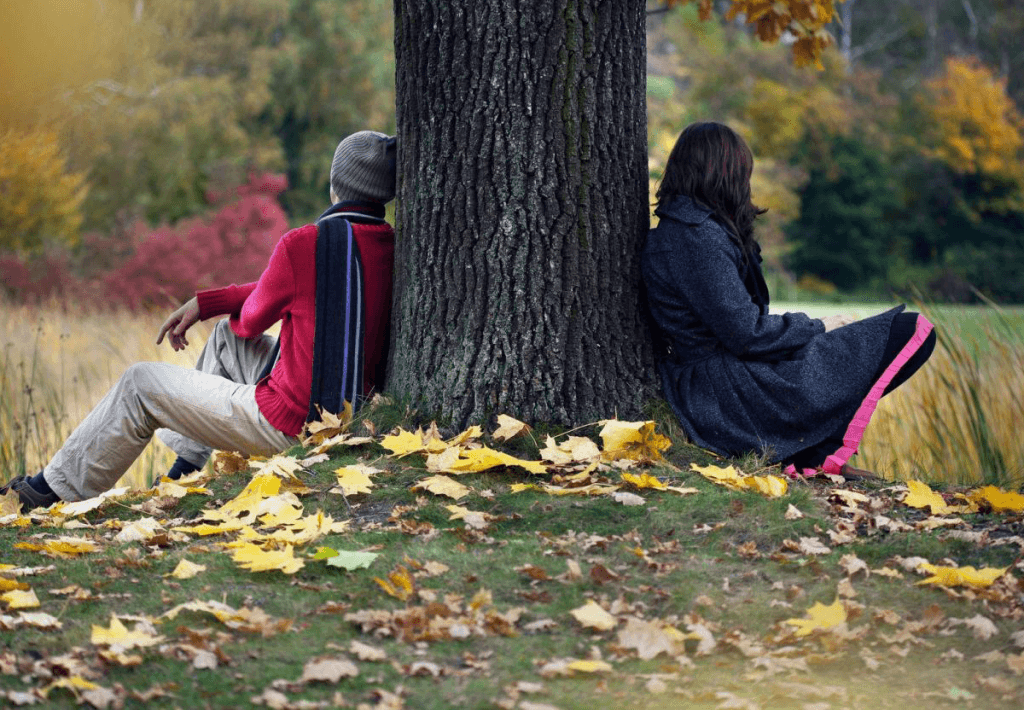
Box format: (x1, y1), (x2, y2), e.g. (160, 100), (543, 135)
(330, 131), (397, 204)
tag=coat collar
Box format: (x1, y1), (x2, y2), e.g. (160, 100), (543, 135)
(655, 195), (713, 226)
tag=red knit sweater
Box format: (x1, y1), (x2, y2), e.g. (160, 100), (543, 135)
(196, 220), (395, 437)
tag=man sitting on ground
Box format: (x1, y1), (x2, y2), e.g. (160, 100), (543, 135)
(2, 130), (397, 510)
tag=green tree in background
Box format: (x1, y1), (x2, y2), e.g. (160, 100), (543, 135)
(786, 134), (902, 292)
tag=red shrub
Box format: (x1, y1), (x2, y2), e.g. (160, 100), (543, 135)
(0, 172), (290, 310)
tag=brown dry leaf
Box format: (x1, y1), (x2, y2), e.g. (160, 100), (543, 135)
(446, 505), (492, 530)
(301, 656), (359, 683)
(617, 616), (685, 660)
(837, 578), (857, 599)
(611, 491), (645, 506)
(839, 554), (870, 578)
(114, 517), (165, 544)
(350, 640), (387, 662)
(411, 475), (469, 500)
(1007, 653), (1024, 676)
(784, 504), (804, 520)
(797, 537), (831, 555)
(569, 600), (616, 631)
(953, 614), (1000, 640)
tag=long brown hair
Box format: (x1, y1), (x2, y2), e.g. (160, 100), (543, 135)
(656, 122), (766, 263)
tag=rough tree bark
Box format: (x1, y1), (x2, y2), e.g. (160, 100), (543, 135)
(388, 0), (654, 428)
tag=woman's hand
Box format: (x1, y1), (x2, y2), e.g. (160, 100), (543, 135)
(156, 297), (200, 350)
(820, 314), (858, 332)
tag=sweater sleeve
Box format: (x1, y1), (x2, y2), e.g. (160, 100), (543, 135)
(196, 283), (257, 320)
(649, 224), (824, 359)
(228, 232), (297, 339)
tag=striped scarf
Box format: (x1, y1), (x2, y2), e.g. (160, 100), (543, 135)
(306, 202), (381, 420)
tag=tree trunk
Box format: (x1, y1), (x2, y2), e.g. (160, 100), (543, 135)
(389, 0), (653, 428)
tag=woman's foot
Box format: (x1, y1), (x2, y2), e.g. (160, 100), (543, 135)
(838, 464), (881, 481)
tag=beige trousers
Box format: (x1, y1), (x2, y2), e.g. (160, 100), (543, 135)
(44, 320), (296, 501)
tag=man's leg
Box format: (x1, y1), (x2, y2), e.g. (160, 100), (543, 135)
(158, 319), (278, 471)
(42, 361), (295, 502)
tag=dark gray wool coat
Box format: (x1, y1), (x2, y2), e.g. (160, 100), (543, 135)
(641, 195), (902, 462)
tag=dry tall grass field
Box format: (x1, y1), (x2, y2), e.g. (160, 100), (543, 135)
(1, 303), (216, 489)
(2, 301), (1022, 490)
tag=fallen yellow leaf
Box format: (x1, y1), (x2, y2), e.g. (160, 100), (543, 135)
(375, 565), (415, 601)
(916, 563), (1009, 589)
(442, 447), (547, 475)
(231, 543), (305, 574)
(165, 559), (206, 580)
(380, 427), (430, 457)
(412, 475), (470, 500)
(91, 615), (165, 650)
(446, 504), (492, 530)
(968, 485), (1024, 513)
(569, 600), (617, 631)
(492, 414), (530, 442)
(691, 463), (787, 498)
(621, 472), (668, 490)
(784, 599), (847, 637)
(1, 588), (40, 610)
(599, 420), (671, 463)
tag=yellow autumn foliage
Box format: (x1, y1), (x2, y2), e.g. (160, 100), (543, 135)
(925, 57), (1024, 209)
(0, 129), (87, 253)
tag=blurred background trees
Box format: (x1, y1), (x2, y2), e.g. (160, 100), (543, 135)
(1, 0), (1023, 306)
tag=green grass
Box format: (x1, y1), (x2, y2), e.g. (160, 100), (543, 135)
(2, 424), (1022, 709)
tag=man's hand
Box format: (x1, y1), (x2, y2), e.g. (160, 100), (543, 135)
(157, 297), (200, 351)
(820, 313), (858, 332)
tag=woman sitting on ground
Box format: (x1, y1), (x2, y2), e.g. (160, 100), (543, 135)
(641, 122), (936, 480)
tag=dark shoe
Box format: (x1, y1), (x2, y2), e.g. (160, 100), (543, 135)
(0, 475), (60, 512)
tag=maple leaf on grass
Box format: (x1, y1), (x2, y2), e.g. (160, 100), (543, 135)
(311, 546), (379, 571)
(232, 542), (305, 574)
(492, 413), (530, 442)
(300, 656), (359, 683)
(691, 463), (787, 498)
(569, 600), (617, 631)
(302, 401), (354, 444)
(539, 435), (602, 465)
(14, 536), (100, 558)
(91, 615), (165, 651)
(901, 480), (974, 515)
(967, 485), (1024, 513)
(916, 563), (1009, 590)
(440, 447), (547, 475)
(446, 504), (493, 530)
(621, 472), (667, 490)
(333, 465), (376, 495)
(375, 565), (415, 601)
(783, 599), (848, 637)
(1, 588), (40, 610)
(412, 474), (470, 500)
(598, 419), (672, 463)
(165, 559), (206, 580)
